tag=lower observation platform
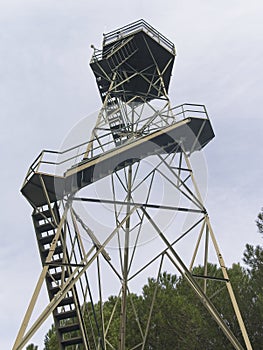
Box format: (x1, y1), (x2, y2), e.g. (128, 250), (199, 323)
(21, 107), (214, 207)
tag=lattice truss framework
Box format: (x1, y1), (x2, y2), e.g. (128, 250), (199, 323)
(14, 20), (252, 350)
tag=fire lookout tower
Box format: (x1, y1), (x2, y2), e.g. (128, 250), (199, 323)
(14, 20), (252, 350)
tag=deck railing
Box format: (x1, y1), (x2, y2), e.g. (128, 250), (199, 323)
(22, 103), (209, 186)
(91, 19), (175, 63)
(103, 19), (175, 54)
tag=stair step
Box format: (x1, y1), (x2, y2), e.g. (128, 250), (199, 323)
(58, 296), (75, 307)
(47, 270), (69, 281)
(32, 203), (85, 350)
(59, 322), (80, 334)
(61, 336), (83, 346)
(41, 244), (63, 258)
(48, 258), (63, 266)
(106, 36), (134, 59)
(35, 222), (56, 233)
(48, 285), (61, 296)
(109, 46), (137, 70)
(39, 233), (56, 245)
(33, 209), (53, 221)
(54, 309), (77, 320)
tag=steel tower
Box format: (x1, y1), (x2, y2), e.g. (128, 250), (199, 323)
(14, 20), (252, 350)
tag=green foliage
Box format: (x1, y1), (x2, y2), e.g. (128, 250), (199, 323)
(43, 260), (263, 349)
(256, 208), (263, 234)
(43, 209), (263, 349)
(26, 344), (38, 350)
(142, 271), (207, 349)
(43, 324), (59, 350)
(242, 243), (263, 348)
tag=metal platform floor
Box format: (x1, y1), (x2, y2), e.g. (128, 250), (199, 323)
(21, 116), (214, 207)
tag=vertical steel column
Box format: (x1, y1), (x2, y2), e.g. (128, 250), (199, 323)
(206, 217), (253, 350)
(203, 225), (209, 294)
(119, 164), (132, 350)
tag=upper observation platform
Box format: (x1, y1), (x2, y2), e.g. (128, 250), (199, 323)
(21, 104), (214, 207)
(90, 19), (176, 103)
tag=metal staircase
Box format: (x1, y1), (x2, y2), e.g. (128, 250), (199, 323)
(92, 37), (138, 103)
(14, 19), (253, 350)
(32, 203), (87, 349)
(106, 96), (127, 146)
(93, 38), (138, 145)
(106, 36), (137, 71)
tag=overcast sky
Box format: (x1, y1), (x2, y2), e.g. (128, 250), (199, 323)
(1, 0), (263, 348)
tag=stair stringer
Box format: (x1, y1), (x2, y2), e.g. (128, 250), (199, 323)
(32, 202), (89, 350)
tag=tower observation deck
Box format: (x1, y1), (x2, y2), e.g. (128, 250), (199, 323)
(14, 19), (252, 350)
(91, 19), (175, 103)
(21, 19), (214, 207)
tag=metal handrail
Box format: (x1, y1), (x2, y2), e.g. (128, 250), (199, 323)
(22, 103), (208, 184)
(91, 36), (135, 63)
(102, 19), (175, 55)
